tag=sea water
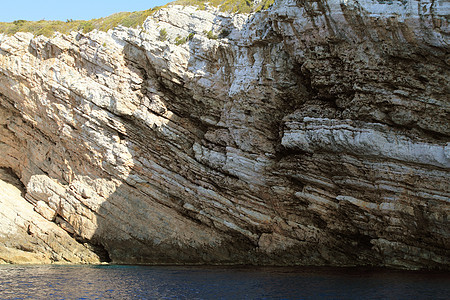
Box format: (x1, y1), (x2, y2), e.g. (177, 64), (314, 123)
(0, 265), (448, 299)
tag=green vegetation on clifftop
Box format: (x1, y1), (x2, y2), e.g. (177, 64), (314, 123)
(0, 0), (275, 37)
(0, 7), (162, 37)
(174, 0), (275, 13)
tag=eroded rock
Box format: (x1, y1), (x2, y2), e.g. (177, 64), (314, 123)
(0, 0), (448, 269)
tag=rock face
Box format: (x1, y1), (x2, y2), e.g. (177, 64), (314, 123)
(0, 0), (448, 269)
(0, 168), (103, 264)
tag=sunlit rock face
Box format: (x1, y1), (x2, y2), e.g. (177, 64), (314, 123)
(0, 0), (448, 269)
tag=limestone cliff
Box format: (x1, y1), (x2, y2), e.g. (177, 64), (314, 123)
(0, 0), (449, 269)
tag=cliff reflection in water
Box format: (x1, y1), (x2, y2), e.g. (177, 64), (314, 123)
(0, 265), (449, 299)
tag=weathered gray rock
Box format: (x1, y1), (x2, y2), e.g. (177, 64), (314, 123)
(0, 0), (448, 269)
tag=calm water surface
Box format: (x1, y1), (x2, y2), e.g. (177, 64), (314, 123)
(0, 265), (448, 299)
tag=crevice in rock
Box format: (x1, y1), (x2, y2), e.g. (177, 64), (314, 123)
(0, 167), (25, 198)
(288, 176), (306, 190)
(77, 237), (112, 263)
(37, 166), (50, 177)
(117, 131), (126, 142)
(274, 146), (311, 162)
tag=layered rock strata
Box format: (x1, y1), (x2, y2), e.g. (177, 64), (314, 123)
(0, 0), (449, 269)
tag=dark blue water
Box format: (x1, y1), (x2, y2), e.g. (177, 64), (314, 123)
(0, 265), (448, 299)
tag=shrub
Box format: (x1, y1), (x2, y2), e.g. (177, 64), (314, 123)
(12, 20), (26, 26)
(174, 33), (195, 45)
(158, 28), (168, 41)
(79, 21), (95, 33)
(35, 27), (55, 37)
(175, 35), (186, 45)
(205, 30), (217, 39)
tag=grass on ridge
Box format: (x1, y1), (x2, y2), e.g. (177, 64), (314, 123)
(0, 0), (275, 37)
(0, 7), (163, 37)
(174, 0), (275, 14)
